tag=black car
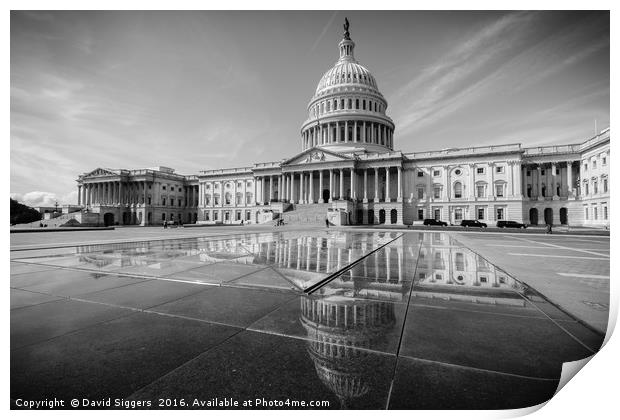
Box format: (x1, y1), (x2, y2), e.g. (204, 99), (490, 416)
(497, 220), (527, 229)
(423, 218), (448, 226)
(460, 219), (487, 228)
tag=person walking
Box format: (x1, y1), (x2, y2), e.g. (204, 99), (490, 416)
(163, 220), (168, 229)
(325, 218), (329, 228)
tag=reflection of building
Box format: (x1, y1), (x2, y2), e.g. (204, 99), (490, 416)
(74, 20), (610, 228)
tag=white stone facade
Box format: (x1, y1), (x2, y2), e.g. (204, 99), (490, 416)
(76, 23), (610, 228)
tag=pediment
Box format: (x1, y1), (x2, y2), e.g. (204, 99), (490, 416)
(83, 168), (118, 178)
(283, 147), (351, 166)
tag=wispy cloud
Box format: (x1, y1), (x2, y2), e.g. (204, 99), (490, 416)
(310, 11), (338, 53)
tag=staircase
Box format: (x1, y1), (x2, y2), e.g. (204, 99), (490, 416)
(281, 203), (330, 226)
(13, 210), (84, 228)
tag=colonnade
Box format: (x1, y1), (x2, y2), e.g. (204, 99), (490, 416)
(255, 166), (403, 204)
(79, 181), (199, 207)
(302, 120), (394, 150)
(521, 161), (576, 200)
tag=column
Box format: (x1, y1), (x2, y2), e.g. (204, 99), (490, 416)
(269, 176), (274, 202)
(566, 161), (573, 197)
(309, 171), (314, 204)
(522, 165), (528, 198)
(336, 122), (340, 142)
(508, 161), (515, 197)
(199, 183), (203, 207)
(537, 165), (543, 200)
(119, 182), (123, 206)
(300, 172), (305, 204)
(143, 181), (147, 206)
(385, 167), (391, 202)
(350, 169), (354, 200)
(551, 162), (558, 199)
(397, 167), (403, 202)
(329, 170), (334, 202)
(319, 171), (324, 203)
(374, 168), (379, 202)
(339, 169), (344, 200)
(108, 182), (112, 204)
(291, 172), (296, 204)
(363, 169), (368, 202)
(487, 163), (494, 199)
(362, 121), (366, 142)
(78, 186), (82, 205)
(514, 161), (522, 198)
(280, 175), (284, 200)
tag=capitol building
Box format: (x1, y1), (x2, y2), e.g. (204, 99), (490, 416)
(75, 21), (610, 228)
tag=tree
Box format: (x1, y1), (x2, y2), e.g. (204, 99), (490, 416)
(10, 199), (42, 225)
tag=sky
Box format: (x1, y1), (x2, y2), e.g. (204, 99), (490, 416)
(10, 10), (610, 207)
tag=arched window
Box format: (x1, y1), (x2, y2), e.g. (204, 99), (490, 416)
(355, 99), (359, 109)
(454, 182), (463, 199)
(362, 99), (366, 110)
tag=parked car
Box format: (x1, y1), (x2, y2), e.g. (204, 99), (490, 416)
(460, 219), (487, 228)
(423, 218), (448, 226)
(497, 220), (527, 229)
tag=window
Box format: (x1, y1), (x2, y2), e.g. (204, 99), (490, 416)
(162, 213), (166, 221)
(604, 179), (608, 193)
(454, 182), (462, 198)
(496, 166), (504, 174)
(585, 183), (589, 195)
(148, 197), (151, 205)
(236, 211), (241, 221)
(214, 194), (220, 205)
(162, 198), (166, 206)
(495, 184), (504, 197)
(435, 274), (442, 281)
(526, 170), (531, 176)
(594, 180), (598, 194)
(162, 186), (166, 190)
(417, 209), (424, 220)
(496, 208), (504, 220)
(205, 212), (210, 221)
(477, 167), (484, 174)
(454, 169), (462, 176)
(593, 160), (597, 169)
(205, 195), (211, 206)
(178, 187), (182, 192)
(355, 99), (359, 109)
(527, 184), (532, 198)
(213, 211), (218, 221)
(584, 164), (588, 171)
(477, 185), (485, 198)
(480, 276), (488, 283)
(454, 208), (463, 221)
(556, 168), (560, 175)
(477, 208), (485, 220)
(585, 207), (589, 220)
(603, 156), (607, 165)
(594, 206), (598, 220)
(433, 186), (441, 199)
(604, 205), (608, 220)
(417, 187), (424, 199)
(433, 170), (440, 177)
(362, 100), (366, 110)
(541, 169), (546, 175)
(206, 184), (210, 190)
(434, 208), (441, 220)
(348, 99), (352, 109)
(417, 171), (424, 177)
(225, 193), (232, 205)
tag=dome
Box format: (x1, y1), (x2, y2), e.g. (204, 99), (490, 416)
(315, 61), (380, 96)
(300, 19), (395, 154)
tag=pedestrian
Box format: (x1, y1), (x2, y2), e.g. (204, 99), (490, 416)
(241, 219), (244, 226)
(546, 223), (552, 234)
(163, 220), (167, 229)
(325, 218), (329, 228)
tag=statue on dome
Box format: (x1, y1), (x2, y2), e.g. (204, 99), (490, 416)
(343, 17), (350, 40)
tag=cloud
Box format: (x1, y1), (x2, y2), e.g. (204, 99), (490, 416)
(12, 191), (62, 208)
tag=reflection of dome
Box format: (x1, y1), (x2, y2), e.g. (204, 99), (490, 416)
(300, 295), (396, 408)
(301, 19), (395, 154)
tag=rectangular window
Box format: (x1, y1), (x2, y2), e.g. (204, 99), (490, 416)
(205, 212), (210, 221)
(541, 169), (546, 175)
(246, 211), (251, 220)
(214, 211), (218, 221)
(603, 156), (607, 165)
(496, 208), (504, 220)
(417, 171), (424, 177)
(417, 187), (424, 199)
(162, 198), (166, 206)
(584, 164), (588, 171)
(162, 186), (166, 190)
(236, 211), (241, 220)
(162, 213), (166, 221)
(477, 208), (485, 220)
(433, 187), (441, 199)
(148, 197), (151, 205)
(496, 166), (504, 173)
(585, 207), (589, 220)
(455, 208), (463, 220)
(480, 276), (488, 283)
(594, 181), (598, 194)
(418, 209), (424, 220)
(604, 206), (608, 220)
(593, 161), (597, 169)
(433, 170), (440, 177)
(526, 170), (531, 176)
(556, 168), (560, 175)
(477, 185), (485, 198)
(477, 167), (484, 174)
(434, 208), (441, 220)
(604, 179), (608, 192)
(435, 273), (442, 281)
(495, 184), (504, 197)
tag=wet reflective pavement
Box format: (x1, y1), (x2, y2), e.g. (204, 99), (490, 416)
(10, 230), (605, 409)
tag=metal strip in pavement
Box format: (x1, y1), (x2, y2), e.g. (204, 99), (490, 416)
(557, 273), (610, 279)
(508, 253), (609, 260)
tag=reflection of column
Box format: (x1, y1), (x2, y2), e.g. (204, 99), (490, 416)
(398, 248), (403, 282)
(350, 169), (354, 200)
